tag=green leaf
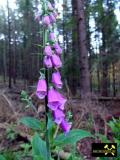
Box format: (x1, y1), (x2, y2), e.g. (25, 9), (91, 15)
(67, 155), (83, 160)
(54, 129), (93, 146)
(47, 114), (54, 130)
(21, 90), (28, 99)
(19, 117), (42, 130)
(0, 155), (6, 160)
(47, 114), (56, 143)
(32, 133), (48, 160)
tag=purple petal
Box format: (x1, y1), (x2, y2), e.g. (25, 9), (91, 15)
(43, 56), (52, 68)
(60, 119), (71, 134)
(44, 45), (52, 56)
(52, 71), (63, 89)
(49, 14), (56, 23)
(43, 15), (51, 26)
(36, 79), (47, 99)
(57, 92), (67, 110)
(48, 88), (61, 110)
(53, 11), (58, 18)
(51, 54), (62, 68)
(49, 32), (55, 41)
(48, 2), (54, 11)
(53, 109), (65, 124)
(53, 42), (62, 55)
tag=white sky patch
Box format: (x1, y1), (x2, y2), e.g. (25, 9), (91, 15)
(115, 9), (120, 24)
(0, 0), (16, 9)
(0, 0), (119, 24)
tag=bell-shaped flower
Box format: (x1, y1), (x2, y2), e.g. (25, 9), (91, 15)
(49, 14), (56, 23)
(36, 79), (47, 99)
(52, 71), (63, 89)
(43, 56), (52, 68)
(43, 15), (51, 26)
(51, 54), (62, 68)
(53, 42), (62, 55)
(48, 87), (66, 110)
(53, 109), (65, 124)
(48, 87), (60, 111)
(49, 32), (55, 41)
(44, 45), (52, 56)
(48, 2), (54, 11)
(57, 92), (67, 110)
(60, 119), (71, 134)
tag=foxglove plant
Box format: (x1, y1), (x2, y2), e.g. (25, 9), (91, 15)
(19, 1), (93, 160)
(35, 0), (71, 157)
(35, 0), (71, 159)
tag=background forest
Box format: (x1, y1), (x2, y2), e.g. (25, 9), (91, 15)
(0, 0), (120, 97)
(0, 0), (120, 160)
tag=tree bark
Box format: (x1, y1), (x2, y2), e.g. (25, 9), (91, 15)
(101, 27), (108, 96)
(7, 0), (12, 88)
(76, 0), (90, 97)
(112, 62), (116, 96)
(71, 0), (78, 95)
(13, 18), (17, 85)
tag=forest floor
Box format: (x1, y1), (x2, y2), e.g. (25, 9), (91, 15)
(0, 82), (120, 160)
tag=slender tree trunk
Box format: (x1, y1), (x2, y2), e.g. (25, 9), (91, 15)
(97, 66), (100, 93)
(71, 0), (78, 95)
(3, 40), (7, 83)
(13, 19), (17, 84)
(101, 26), (108, 96)
(112, 62), (116, 96)
(86, 0), (92, 92)
(7, 0), (12, 88)
(63, 0), (67, 61)
(76, 0), (90, 97)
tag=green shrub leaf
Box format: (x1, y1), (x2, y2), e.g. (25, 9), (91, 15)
(19, 117), (42, 130)
(0, 155), (6, 160)
(32, 133), (48, 160)
(54, 129), (93, 146)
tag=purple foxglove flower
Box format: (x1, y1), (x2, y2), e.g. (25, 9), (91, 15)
(52, 71), (63, 89)
(48, 87), (60, 110)
(44, 45), (52, 56)
(48, 2), (53, 11)
(57, 92), (67, 110)
(53, 42), (62, 55)
(43, 56), (52, 68)
(43, 15), (51, 26)
(60, 119), (71, 134)
(49, 32), (55, 41)
(53, 109), (65, 124)
(49, 14), (56, 23)
(51, 54), (62, 68)
(53, 11), (58, 18)
(36, 79), (47, 99)
(48, 88), (66, 110)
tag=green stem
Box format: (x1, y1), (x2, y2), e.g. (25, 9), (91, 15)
(43, 0), (51, 159)
(45, 68), (51, 159)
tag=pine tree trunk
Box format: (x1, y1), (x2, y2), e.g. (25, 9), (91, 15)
(3, 40), (7, 83)
(13, 19), (17, 85)
(76, 0), (90, 97)
(112, 62), (116, 96)
(97, 66), (100, 93)
(101, 27), (108, 96)
(7, 0), (12, 88)
(71, 0), (78, 95)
